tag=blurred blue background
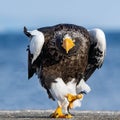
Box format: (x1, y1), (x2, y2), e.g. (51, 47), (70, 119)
(0, 0), (120, 110)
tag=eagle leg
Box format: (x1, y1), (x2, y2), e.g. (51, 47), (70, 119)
(66, 93), (83, 110)
(50, 106), (72, 118)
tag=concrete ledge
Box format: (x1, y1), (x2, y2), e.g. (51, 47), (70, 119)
(0, 110), (120, 120)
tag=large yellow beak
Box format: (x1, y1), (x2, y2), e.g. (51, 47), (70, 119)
(62, 38), (75, 53)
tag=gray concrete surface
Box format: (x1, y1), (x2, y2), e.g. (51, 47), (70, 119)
(0, 110), (120, 120)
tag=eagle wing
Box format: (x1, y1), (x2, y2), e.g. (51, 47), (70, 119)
(25, 26), (54, 79)
(27, 46), (36, 79)
(84, 28), (106, 81)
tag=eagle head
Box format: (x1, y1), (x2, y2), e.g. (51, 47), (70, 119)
(62, 34), (75, 53)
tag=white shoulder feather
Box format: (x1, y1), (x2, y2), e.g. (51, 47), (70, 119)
(88, 28), (106, 68)
(28, 30), (45, 63)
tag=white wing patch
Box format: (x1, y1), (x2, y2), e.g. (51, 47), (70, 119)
(88, 28), (106, 68)
(28, 30), (45, 63)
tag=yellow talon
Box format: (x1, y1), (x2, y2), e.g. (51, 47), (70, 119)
(66, 93), (83, 109)
(69, 102), (74, 109)
(65, 114), (73, 118)
(66, 93), (83, 102)
(50, 106), (73, 118)
(50, 106), (63, 118)
(77, 94), (83, 99)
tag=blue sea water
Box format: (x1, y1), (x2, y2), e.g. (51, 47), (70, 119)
(0, 30), (120, 111)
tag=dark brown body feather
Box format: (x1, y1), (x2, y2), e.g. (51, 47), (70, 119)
(28, 24), (91, 99)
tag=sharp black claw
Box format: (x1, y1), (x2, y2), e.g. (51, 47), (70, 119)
(67, 106), (70, 114)
(80, 91), (87, 94)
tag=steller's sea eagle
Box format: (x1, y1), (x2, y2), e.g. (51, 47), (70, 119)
(24, 24), (106, 118)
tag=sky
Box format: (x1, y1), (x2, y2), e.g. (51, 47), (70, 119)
(0, 0), (120, 32)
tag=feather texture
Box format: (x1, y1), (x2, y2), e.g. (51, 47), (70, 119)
(84, 28), (106, 81)
(23, 24), (106, 113)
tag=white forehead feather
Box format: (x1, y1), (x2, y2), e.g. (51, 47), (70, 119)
(63, 34), (72, 39)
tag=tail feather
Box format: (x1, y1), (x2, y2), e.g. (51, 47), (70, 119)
(76, 79), (91, 94)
